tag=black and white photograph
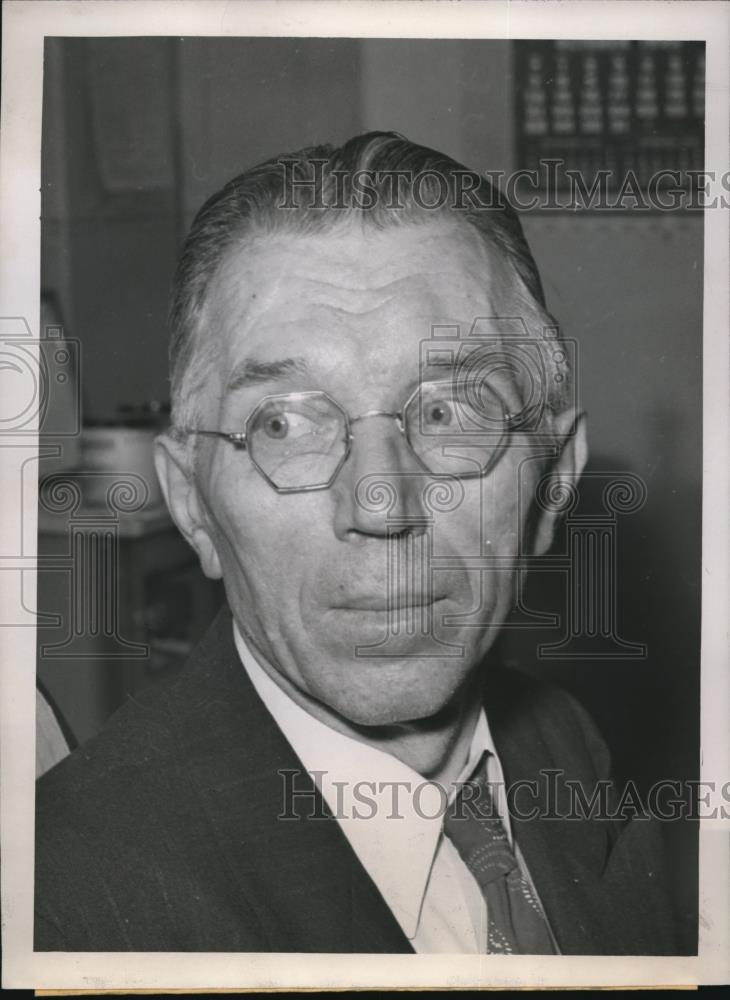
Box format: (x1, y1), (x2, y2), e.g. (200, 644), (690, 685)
(1, 0), (729, 991)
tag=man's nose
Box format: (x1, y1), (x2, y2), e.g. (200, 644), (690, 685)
(331, 415), (429, 539)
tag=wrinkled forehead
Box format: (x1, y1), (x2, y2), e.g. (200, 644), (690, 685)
(204, 219), (523, 345)
(193, 221), (547, 426)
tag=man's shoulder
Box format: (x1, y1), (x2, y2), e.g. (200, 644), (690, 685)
(36, 606), (239, 825)
(485, 664), (612, 784)
(34, 607), (275, 950)
(38, 671), (181, 819)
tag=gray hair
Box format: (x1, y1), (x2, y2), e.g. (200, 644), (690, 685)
(168, 131), (571, 436)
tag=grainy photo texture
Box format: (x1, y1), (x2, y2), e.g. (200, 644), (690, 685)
(28, 34), (706, 960)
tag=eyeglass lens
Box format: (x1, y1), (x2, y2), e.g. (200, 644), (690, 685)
(245, 381), (509, 491)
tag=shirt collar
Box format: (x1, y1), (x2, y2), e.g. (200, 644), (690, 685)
(232, 622), (497, 940)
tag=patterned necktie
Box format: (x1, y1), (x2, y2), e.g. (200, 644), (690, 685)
(443, 752), (556, 954)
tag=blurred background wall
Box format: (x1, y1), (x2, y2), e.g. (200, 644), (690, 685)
(38, 36), (701, 949)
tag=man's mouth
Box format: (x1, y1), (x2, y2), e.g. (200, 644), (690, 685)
(332, 594), (446, 612)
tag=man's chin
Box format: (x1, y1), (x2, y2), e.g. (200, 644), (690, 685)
(306, 653), (477, 730)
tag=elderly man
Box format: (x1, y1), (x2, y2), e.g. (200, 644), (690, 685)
(35, 132), (675, 954)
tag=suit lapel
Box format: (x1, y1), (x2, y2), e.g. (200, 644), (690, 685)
(175, 608), (413, 953)
(487, 673), (676, 955)
(485, 668), (615, 954)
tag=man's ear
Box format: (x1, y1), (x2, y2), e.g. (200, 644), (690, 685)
(531, 409), (588, 558)
(154, 434), (223, 580)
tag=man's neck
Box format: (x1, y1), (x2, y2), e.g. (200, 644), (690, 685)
(241, 629), (483, 786)
(342, 695), (484, 786)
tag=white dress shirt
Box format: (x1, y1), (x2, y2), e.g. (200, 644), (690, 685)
(233, 623), (547, 953)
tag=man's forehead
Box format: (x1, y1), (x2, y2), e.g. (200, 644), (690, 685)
(204, 219), (516, 346)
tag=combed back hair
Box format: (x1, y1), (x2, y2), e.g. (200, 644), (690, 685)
(168, 131), (571, 435)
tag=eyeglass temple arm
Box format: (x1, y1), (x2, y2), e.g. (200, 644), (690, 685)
(187, 429), (248, 448)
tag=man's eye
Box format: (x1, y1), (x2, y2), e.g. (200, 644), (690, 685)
(259, 410), (322, 440)
(423, 399), (454, 427)
(263, 413), (289, 439)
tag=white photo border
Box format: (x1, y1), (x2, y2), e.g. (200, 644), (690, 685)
(1, 0), (728, 989)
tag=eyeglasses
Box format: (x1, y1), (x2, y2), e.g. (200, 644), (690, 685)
(183, 379), (517, 493)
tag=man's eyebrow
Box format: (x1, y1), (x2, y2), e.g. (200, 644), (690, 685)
(226, 356), (310, 392)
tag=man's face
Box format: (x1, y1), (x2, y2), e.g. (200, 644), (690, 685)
(171, 220), (557, 726)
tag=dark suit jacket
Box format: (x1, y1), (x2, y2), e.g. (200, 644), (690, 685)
(35, 606), (676, 953)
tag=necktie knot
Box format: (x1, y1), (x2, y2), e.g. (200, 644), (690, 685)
(444, 754), (518, 885)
